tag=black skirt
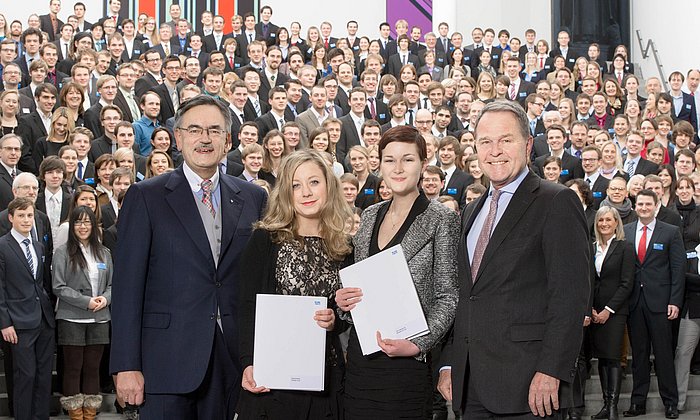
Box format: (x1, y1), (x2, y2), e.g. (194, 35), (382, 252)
(343, 327), (431, 419)
(590, 313), (627, 360)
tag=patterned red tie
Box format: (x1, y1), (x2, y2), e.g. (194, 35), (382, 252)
(471, 189), (502, 281)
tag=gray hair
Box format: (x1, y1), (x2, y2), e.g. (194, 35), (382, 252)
(0, 133), (22, 148)
(474, 99), (529, 141)
(173, 95), (232, 134)
(12, 172), (38, 190)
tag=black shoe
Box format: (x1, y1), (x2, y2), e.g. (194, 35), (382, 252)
(623, 405), (646, 417)
(665, 406), (679, 419)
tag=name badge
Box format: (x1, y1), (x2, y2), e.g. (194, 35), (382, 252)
(544, 65), (551, 70)
(353, 46), (359, 51)
(437, 58), (444, 63)
(22, 108), (30, 114)
(653, 243), (664, 251)
(378, 113), (386, 119)
(364, 188), (374, 195)
(43, 234), (49, 244)
(307, 48), (313, 54)
(84, 177), (95, 186)
(593, 191), (603, 198)
(568, 58), (575, 63)
(560, 169), (570, 175)
(687, 104), (692, 110)
(519, 92), (527, 98)
(688, 251), (698, 259)
(492, 54), (498, 60)
(330, 43), (336, 48)
(270, 33), (276, 38)
(134, 49), (141, 54)
(447, 188), (458, 195)
(136, 172), (145, 181)
(97, 262), (107, 270)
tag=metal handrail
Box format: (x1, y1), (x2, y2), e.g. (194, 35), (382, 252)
(636, 30), (668, 91)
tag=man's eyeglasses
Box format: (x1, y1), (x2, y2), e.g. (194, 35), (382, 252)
(177, 125), (226, 139)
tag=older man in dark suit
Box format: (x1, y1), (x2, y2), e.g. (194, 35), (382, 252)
(111, 96), (266, 419)
(622, 190), (684, 418)
(439, 100), (590, 417)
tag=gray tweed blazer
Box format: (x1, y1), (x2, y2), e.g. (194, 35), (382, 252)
(353, 199), (460, 356)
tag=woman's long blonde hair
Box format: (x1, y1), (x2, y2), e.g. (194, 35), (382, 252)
(256, 150), (352, 260)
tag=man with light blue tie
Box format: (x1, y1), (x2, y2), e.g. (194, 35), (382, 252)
(622, 131), (658, 177)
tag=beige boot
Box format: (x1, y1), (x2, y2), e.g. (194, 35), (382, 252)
(82, 394), (103, 420)
(60, 393), (84, 420)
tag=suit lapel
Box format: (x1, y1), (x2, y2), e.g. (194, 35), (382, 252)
(474, 173), (538, 284)
(600, 239), (619, 270)
(164, 168), (215, 266)
(218, 174), (244, 260)
(10, 238), (34, 278)
(459, 193), (488, 286)
(643, 223), (662, 266)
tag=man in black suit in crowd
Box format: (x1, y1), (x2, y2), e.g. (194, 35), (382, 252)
(622, 189), (684, 418)
(534, 124), (584, 184)
(439, 100), (589, 417)
(549, 30), (577, 70)
(360, 70), (390, 125)
(35, 157), (70, 228)
(255, 87), (289, 142)
(258, 46), (288, 104)
(0, 135), (22, 212)
(385, 35), (420, 79)
(377, 22), (396, 63)
(152, 57), (181, 126)
(438, 136), (473, 208)
(623, 132), (659, 177)
(83, 75), (118, 138)
(336, 88), (368, 169)
(39, 0), (63, 42)
(134, 50), (163, 99)
(581, 146), (609, 210)
(586, 92), (615, 133)
(254, 5), (279, 47)
(88, 105), (122, 162)
(228, 122), (260, 166)
(100, 167), (132, 230)
(668, 72), (698, 131)
(16, 83), (57, 173)
(0, 196), (55, 420)
(504, 57), (535, 109)
(203, 15), (232, 54)
(235, 13), (262, 62)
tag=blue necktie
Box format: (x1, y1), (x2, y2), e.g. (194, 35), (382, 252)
(22, 238), (34, 277)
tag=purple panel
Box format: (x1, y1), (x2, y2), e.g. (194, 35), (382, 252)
(386, 0), (433, 41)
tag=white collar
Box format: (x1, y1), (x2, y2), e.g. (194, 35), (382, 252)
(182, 162), (220, 193)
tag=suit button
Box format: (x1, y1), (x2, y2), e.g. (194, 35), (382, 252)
(469, 296), (477, 301)
(35, 297), (39, 301)
(215, 282), (221, 288)
(210, 314), (215, 320)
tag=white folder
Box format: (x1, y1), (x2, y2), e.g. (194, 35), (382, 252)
(339, 244), (429, 355)
(253, 294), (327, 391)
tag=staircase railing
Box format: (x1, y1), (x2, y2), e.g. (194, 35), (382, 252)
(636, 30), (668, 91)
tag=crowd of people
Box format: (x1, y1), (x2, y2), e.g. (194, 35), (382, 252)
(0, 0), (698, 419)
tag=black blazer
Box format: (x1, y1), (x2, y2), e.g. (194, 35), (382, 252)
(336, 113), (362, 170)
(443, 172), (589, 413)
(0, 165), (15, 211)
(354, 173), (380, 210)
(675, 92), (698, 130)
(254, 22), (280, 47)
(533, 151), (584, 183)
(624, 220), (685, 313)
(592, 239), (635, 316)
(203, 33), (233, 54)
(0, 232), (55, 330)
(590, 175), (610, 210)
(364, 98), (390, 125)
(385, 53), (420, 79)
(152, 83), (177, 125)
(254, 112), (284, 143)
(585, 113), (615, 132)
(101, 202), (117, 230)
(134, 73), (160, 99)
(82, 102), (104, 138)
(549, 47), (577, 70)
(632, 157), (659, 176)
(440, 168), (474, 209)
(258, 70), (289, 104)
(35, 186), (70, 224)
(121, 39), (147, 62)
(88, 135), (116, 162)
(39, 14), (63, 42)
(113, 90), (135, 123)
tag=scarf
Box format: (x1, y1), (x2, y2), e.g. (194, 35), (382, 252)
(600, 197), (633, 219)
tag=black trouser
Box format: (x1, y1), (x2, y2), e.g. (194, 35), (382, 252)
(11, 318), (55, 420)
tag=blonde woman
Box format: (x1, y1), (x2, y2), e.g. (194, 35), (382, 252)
(238, 150), (352, 420)
(475, 72), (496, 101)
(34, 107), (75, 169)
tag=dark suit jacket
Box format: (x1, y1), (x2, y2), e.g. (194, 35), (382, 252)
(0, 209), (53, 294)
(585, 113), (615, 133)
(590, 175), (610, 210)
(88, 135), (116, 162)
(258, 70), (289, 104)
(254, 112), (284, 143)
(364, 98), (390, 125)
(109, 167), (267, 399)
(624, 220), (685, 312)
(121, 38), (147, 63)
(83, 102), (104, 138)
(113, 90), (135, 123)
(592, 239), (634, 316)
(385, 53), (420, 79)
(17, 111), (48, 150)
(134, 73), (160, 99)
(151, 42), (181, 60)
(100, 202), (117, 230)
(632, 157), (659, 177)
(549, 47), (577, 70)
(513, 80), (536, 109)
(675, 92), (698, 130)
(440, 168), (474, 209)
(203, 33), (233, 54)
(36, 186), (70, 224)
(444, 171), (589, 413)
(534, 151), (584, 183)
(254, 22), (280, 47)
(0, 232), (54, 330)
(0, 165), (15, 211)
(39, 15), (63, 42)
(336, 113), (362, 170)
(152, 83), (177, 126)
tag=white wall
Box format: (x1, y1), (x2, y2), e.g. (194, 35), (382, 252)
(264, 0), (384, 39)
(631, 0), (699, 86)
(4, 0), (105, 27)
(454, 0), (552, 46)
